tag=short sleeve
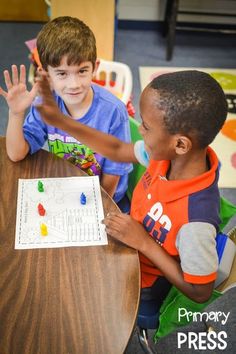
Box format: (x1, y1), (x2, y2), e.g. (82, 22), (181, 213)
(23, 105), (48, 154)
(176, 222), (218, 284)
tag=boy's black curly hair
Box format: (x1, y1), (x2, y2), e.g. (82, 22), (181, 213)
(149, 70), (228, 148)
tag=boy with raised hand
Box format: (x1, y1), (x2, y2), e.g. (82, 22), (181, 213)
(37, 70), (227, 304)
(0, 16), (132, 209)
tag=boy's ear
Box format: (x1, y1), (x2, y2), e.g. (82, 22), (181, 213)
(93, 59), (100, 76)
(174, 135), (192, 155)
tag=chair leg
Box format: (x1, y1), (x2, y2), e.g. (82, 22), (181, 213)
(165, 0), (179, 61)
(137, 327), (155, 354)
(163, 0), (172, 37)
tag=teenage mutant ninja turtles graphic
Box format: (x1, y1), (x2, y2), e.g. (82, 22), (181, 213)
(64, 146), (101, 175)
(48, 139), (101, 176)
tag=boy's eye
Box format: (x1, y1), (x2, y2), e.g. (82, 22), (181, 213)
(79, 69), (88, 75)
(57, 72), (66, 77)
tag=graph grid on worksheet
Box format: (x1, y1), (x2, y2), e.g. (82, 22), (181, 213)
(15, 176), (107, 249)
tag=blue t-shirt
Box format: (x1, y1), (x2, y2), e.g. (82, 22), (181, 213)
(23, 84), (133, 203)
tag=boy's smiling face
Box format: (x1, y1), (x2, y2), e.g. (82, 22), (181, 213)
(47, 56), (96, 110)
(139, 87), (178, 161)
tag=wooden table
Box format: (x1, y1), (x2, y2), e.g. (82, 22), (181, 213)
(0, 137), (140, 354)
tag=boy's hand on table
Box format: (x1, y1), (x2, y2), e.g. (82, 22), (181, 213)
(36, 71), (65, 127)
(0, 65), (38, 116)
(102, 212), (149, 251)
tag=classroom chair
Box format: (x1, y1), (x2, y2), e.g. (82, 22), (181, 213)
(163, 0), (236, 61)
(93, 58), (133, 105)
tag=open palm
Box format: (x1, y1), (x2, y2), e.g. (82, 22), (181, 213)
(0, 64), (38, 115)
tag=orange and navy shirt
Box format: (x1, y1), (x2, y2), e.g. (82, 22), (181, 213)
(131, 145), (220, 288)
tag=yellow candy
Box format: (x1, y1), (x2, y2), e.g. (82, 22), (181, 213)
(40, 223), (48, 236)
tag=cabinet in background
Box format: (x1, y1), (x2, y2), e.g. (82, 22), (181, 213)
(51, 0), (115, 60)
(0, 0), (48, 21)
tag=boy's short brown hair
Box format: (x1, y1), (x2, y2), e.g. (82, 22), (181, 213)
(37, 16), (97, 70)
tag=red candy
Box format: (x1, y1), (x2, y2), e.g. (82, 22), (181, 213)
(38, 203), (46, 216)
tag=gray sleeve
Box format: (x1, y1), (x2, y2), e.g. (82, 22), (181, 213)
(176, 222), (218, 280)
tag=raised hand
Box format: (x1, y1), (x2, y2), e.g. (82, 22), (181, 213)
(36, 71), (135, 163)
(102, 212), (149, 251)
(35, 71), (65, 127)
(0, 64), (38, 115)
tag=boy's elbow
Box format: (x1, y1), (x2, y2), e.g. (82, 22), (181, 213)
(189, 282), (214, 303)
(8, 154), (24, 162)
(6, 138), (29, 162)
(7, 149), (28, 162)
(191, 293), (212, 304)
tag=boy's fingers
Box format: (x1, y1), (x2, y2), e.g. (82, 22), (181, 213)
(11, 65), (19, 86)
(103, 213), (118, 224)
(103, 213), (129, 227)
(35, 74), (56, 107)
(3, 70), (13, 89)
(106, 212), (129, 223)
(104, 222), (121, 235)
(30, 82), (39, 99)
(105, 227), (121, 239)
(35, 69), (50, 84)
(36, 75), (52, 97)
(102, 216), (122, 232)
(106, 211), (119, 218)
(19, 65), (26, 84)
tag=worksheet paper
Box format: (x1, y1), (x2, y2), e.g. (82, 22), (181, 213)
(15, 176), (107, 249)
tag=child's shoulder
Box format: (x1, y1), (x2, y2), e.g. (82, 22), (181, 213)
(92, 83), (126, 110)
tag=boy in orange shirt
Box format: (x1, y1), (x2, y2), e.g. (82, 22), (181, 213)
(36, 70), (227, 305)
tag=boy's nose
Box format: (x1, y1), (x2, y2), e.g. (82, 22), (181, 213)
(68, 75), (81, 88)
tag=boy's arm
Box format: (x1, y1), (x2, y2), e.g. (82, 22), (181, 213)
(36, 73), (137, 163)
(0, 65), (38, 161)
(103, 213), (215, 303)
(101, 174), (120, 198)
(6, 112), (29, 161)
